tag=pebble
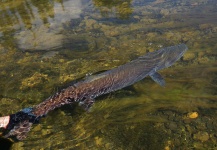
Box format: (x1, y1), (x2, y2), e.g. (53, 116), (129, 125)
(105, 143), (113, 149)
(193, 131), (209, 142)
(94, 136), (102, 146)
(187, 112), (198, 119)
(193, 142), (204, 149)
(183, 52), (196, 61)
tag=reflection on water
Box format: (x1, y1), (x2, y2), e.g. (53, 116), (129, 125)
(1, 0), (84, 51)
(0, 0), (217, 149)
(92, 0), (133, 19)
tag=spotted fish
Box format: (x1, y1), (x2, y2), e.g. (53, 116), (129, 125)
(4, 44), (188, 140)
(32, 44), (188, 116)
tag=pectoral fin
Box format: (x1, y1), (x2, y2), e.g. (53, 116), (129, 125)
(149, 72), (165, 86)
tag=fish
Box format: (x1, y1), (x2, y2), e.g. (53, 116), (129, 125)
(32, 43), (188, 116)
(3, 44), (188, 140)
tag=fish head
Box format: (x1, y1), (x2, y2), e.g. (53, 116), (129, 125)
(155, 44), (188, 70)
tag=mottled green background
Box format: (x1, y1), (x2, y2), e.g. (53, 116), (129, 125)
(0, 0), (217, 149)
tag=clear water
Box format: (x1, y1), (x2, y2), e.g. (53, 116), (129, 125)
(0, 0), (217, 149)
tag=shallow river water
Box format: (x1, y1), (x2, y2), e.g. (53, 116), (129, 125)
(0, 0), (217, 149)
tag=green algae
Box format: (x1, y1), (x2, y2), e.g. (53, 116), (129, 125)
(0, 0), (217, 149)
(92, 0), (133, 19)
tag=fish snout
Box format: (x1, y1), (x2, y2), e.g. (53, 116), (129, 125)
(158, 44), (188, 69)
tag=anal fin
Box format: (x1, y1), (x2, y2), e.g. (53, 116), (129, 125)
(149, 72), (165, 86)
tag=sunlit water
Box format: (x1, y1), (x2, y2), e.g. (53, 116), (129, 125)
(0, 0), (217, 149)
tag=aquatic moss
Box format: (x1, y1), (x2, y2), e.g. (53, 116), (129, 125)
(20, 72), (49, 89)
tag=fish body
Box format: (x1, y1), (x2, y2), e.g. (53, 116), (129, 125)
(32, 44), (188, 116)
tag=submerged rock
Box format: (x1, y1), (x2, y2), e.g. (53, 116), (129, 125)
(193, 131), (209, 142)
(183, 52), (196, 61)
(15, 26), (64, 51)
(187, 112), (198, 119)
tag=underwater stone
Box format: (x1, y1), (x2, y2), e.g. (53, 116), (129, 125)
(183, 52), (196, 61)
(187, 112), (198, 119)
(193, 131), (209, 142)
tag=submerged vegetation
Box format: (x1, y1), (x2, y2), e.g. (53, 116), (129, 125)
(0, 0), (217, 149)
(92, 0), (133, 19)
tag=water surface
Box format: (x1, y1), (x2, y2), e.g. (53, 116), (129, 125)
(0, 0), (217, 149)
